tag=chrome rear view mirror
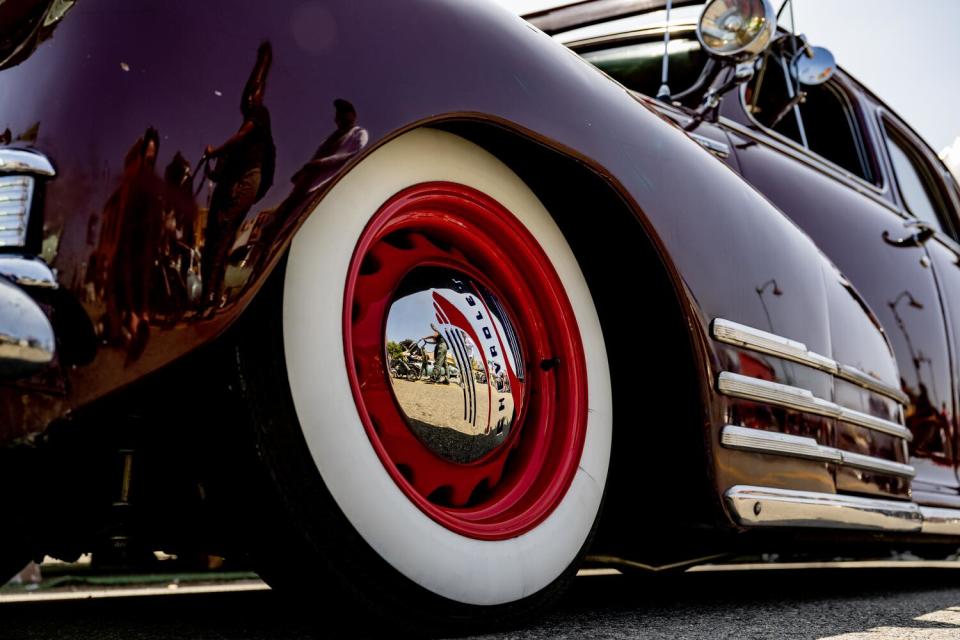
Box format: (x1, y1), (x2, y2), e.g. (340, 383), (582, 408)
(793, 45), (836, 85)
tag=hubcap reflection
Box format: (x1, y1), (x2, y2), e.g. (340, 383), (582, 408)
(385, 268), (525, 464)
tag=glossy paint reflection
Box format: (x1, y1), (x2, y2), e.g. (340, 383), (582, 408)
(0, 0), (889, 480)
(725, 110), (958, 497)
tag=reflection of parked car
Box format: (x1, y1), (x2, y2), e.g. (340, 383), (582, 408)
(3, 0), (960, 634)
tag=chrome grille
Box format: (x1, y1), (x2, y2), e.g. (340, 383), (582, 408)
(0, 175), (34, 248)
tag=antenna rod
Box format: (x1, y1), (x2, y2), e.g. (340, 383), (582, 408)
(656, 0), (673, 100)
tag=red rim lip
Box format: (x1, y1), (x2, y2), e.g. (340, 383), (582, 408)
(343, 182), (588, 540)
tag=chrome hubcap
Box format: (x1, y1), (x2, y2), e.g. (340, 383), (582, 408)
(384, 267), (525, 464)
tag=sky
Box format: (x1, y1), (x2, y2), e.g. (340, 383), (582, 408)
(489, 0), (960, 162)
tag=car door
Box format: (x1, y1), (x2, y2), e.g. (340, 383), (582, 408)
(879, 113), (960, 505)
(720, 69), (958, 500)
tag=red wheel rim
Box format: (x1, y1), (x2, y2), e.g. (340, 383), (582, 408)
(343, 182), (587, 540)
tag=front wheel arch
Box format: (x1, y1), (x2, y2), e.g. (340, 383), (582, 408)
(435, 121), (722, 556)
(225, 127), (615, 630)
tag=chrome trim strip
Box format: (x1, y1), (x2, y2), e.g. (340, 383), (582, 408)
(717, 371), (841, 416)
(836, 364), (910, 405)
(920, 507), (960, 536)
(0, 177), (31, 191)
(717, 372), (912, 441)
(711, 318), (907, 404)
(0, 149), (55, 177)
(720, 425), (915, 477)
(725, 485), (922, 532)
(0, 175), (34, 248)
(838, 407), (909, 440)
(0, 232), (27, 247)
(712, 318), (838, 374)
(839, 451), (916, 479)
(688, 132), (730, 158)
(0, 256), (58, 289)
(0, 193), (28, 205)
(720, 425), (841, 463)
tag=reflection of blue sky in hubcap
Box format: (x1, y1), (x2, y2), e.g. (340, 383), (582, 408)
(386, 291), (440, 346)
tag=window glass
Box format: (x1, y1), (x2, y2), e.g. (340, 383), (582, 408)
(580, 35), (707, 99)
(746, 55), (874, 183)
(884, 125), (946, 233)
(744, 56), (803, 143)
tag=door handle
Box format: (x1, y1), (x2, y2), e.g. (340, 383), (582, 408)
(882, 220), (936, 248)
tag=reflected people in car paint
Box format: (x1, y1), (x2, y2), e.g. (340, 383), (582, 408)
(73, 43), (372, 357)
(85, 129), (205, 363)
(200, 41), (276, 311)
(156, 152), (202, 324)
(88, 128), (163, 359)
(238, 98), (370, 276)
(291, 98), (369, 195)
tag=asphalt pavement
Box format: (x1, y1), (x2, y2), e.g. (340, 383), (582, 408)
(3, 567), (960, 639)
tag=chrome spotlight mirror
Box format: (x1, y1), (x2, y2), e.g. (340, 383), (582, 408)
(697, 0), (776, 61)
(792, 45), (836, 85)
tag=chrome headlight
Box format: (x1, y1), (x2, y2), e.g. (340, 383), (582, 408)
(697, 0), (776, 61)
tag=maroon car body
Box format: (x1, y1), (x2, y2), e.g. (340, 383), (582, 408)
(1, 0), (956, 631)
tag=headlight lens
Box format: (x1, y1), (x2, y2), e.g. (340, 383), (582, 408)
(697, 0), (776, 60)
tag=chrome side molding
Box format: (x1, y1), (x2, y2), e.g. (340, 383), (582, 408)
(837, 406), (911, 440)
(0, 276), (55, 378)
(725, 485), (923, 532)
(718, 370), (838, 416)
(835, 364), (910, 406)
(717, 371), (912, 441)
(712, 318), (837, 373)
(711, 318), (908, 404)
(0, 148), (56, 176)
(721, 425), (841, 463)
(840, 450), (915, 479)
(720, 426), (915, 478)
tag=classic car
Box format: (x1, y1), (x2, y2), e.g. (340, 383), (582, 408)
(2, 0), (959, 632)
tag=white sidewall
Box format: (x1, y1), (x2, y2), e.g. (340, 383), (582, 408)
(283, 129), (611, 606)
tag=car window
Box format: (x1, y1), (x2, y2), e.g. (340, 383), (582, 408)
(579, 32), (876, 186)
(746, 54), (875, 184)
(579, 33), (708, 100)
(883, 122), (951, 236)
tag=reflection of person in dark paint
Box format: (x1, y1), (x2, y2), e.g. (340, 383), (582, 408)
(425, 323), (449, 385)
(95, 128), (163, 356)
(240, 98), (369, 276)
(201, 42), (276, 309)
(290, 98), (369, 194)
